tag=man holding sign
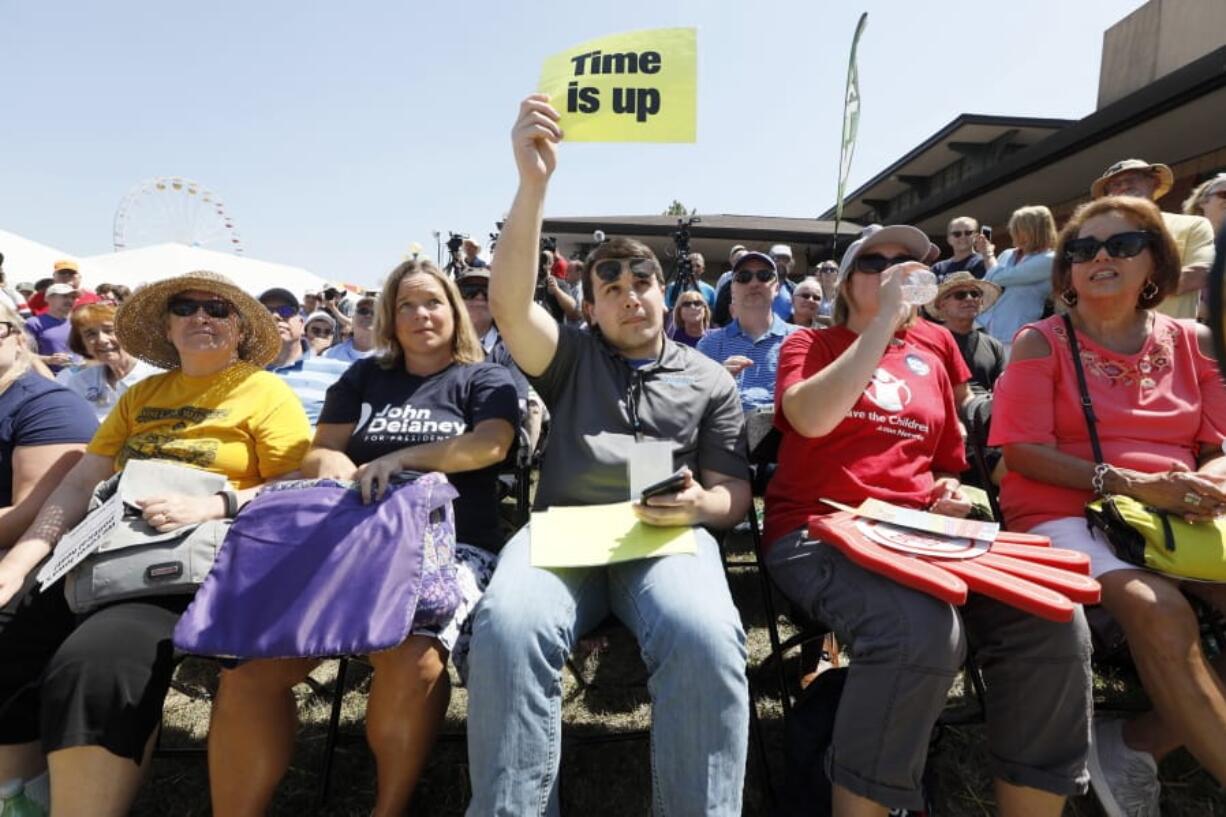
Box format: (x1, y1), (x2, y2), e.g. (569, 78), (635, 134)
(464, 94), (750, 815)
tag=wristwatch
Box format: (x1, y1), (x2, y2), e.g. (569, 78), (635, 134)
(216, 489), (240, 519)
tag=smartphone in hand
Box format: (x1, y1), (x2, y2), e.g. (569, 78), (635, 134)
(980, 226), (992, 241)
(640, 471), (688, 502)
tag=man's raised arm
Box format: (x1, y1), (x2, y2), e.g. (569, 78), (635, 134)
(490, 95), (565, 377)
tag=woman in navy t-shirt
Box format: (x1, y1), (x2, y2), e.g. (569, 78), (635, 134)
(0, 303), (97, 803)
(207, 260), (518, 816)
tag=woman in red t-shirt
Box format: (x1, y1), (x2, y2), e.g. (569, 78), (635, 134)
(991, 195), (1226, 813)
(765, 224), (1092, 817)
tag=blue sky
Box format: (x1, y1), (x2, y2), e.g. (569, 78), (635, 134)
(2, 0), (1145, 286)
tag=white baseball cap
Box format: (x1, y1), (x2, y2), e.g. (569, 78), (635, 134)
(836, 224), (938, 288)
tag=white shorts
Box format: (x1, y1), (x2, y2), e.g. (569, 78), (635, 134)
(1030, 517), (1136, 579)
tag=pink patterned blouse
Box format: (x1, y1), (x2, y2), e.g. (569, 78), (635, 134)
(990, 313), (1226, 531)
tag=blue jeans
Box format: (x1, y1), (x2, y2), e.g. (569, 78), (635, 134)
(465, 524), (748, 816)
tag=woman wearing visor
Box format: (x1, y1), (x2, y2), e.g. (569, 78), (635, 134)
(765, 224), (1092, 817)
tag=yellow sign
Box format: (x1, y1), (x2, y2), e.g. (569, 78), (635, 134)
(530, 502), (698, 567)
(538, 27), (697, 143)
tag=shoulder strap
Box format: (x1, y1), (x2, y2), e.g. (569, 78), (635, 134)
(1062, 313), (1105, 465)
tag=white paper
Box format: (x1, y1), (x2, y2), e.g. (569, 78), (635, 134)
(824, 497), (1000, 543)
(627, 441), (675, 500)
(36, 493), (123, 590)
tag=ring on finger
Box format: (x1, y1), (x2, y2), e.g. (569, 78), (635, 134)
(1184, 491), (1203, 507)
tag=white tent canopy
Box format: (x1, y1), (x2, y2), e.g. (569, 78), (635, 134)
(0, 229), (75, 285)
(79, 243), (327, 299)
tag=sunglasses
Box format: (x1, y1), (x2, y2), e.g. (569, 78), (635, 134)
(0, 322), (15, 340)
(853, 254), (918, 274)
(949, 230), (975, 238)
(947, 289), (982, 301)
(355, 306), (375, 317)
(307, 326), (334, 337)
(733, 268), (777, 284)
(678, 300), (705, 309)
(264, 304), (298, 320)
(1063, 231), (1155, 264)
(459, 284), (489, 301)
(168, 297), (234, 319)
(592, 257), (661, 283)
(794, 291), (821, 301)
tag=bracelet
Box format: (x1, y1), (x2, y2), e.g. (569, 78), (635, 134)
(1091, 464), (1112, 497)
(216, 489), (239, 519)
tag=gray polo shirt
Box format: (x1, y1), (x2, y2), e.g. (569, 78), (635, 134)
(530, 326), (748, 510)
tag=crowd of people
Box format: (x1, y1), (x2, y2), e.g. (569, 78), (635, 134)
(0, 94), (1224, 817)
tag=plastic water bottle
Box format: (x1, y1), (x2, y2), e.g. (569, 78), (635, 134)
(899, 269), (938, 306)
(0, 780), (46, 817)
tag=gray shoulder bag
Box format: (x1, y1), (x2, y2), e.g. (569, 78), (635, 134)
(65, 460), (233, 614)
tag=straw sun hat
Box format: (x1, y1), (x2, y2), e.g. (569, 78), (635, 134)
(115, 271), (281, 369)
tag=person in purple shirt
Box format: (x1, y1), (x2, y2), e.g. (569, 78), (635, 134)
(668, 289), (710, 347)
(24, 284), (79, 372)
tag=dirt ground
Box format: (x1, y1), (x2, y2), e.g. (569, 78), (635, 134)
(134, 527), (1226, 816)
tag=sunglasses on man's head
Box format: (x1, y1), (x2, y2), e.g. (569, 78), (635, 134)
(949, 230), (975, 238)
(733, 268), (777, 285)
(592, 257), (661, 283)
(459, 284), (489, 301)
(1063, 231), (1155, 264)
(853, 254), (918, 274)
(168, 297), (234, 319)
(947, 289), (982, 301)
(263, 304), (298, 320)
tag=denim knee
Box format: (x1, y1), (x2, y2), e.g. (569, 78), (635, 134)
(637, 598), (746, 682)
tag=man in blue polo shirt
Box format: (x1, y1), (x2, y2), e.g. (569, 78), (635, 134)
(697, 250), (799, 412)
(258, 287), (349, 424)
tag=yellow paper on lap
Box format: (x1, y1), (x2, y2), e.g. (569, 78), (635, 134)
(530, 502), (697, 567)
(537, 27), (697, 143)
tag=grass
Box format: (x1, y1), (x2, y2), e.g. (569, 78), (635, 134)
(133, 515), (1226, 816)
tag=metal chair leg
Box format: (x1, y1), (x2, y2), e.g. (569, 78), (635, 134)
(316, 656), (351, 807)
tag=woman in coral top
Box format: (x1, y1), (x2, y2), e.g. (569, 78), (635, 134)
(766, 224), (1091, 817)
(991, 195), (1226, 817)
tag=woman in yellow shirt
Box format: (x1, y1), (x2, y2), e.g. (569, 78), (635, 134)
(0, 271), (311, 817)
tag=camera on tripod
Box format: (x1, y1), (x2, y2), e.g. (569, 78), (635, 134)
(443, 231), (469, 278)
(669, 216), (701, 295)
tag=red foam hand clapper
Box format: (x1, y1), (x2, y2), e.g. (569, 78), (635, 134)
(807, 512), (1101, 623)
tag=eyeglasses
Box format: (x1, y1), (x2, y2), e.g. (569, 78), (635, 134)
(949, 230), (975, 238)
(355, 306), (375, 317)
(0, 322), (15, 340)
(947, 289), (982, 301)
(853, 254), (918, 274)
(264, 304), (298, 320)
(1063, 231), (1155, 264)
(307, 326), (334, 338)
(592, 257), (661, 283)
(459, 284), (489, 301)
(733, 268), (777, 284)
(168, 297), (234, 319)
(794, 291), (821, 301)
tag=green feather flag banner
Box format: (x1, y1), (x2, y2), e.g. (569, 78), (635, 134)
(833, 12), (868, 254)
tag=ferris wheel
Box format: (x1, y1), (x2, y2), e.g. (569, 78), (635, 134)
(113, 177), (244, 254)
